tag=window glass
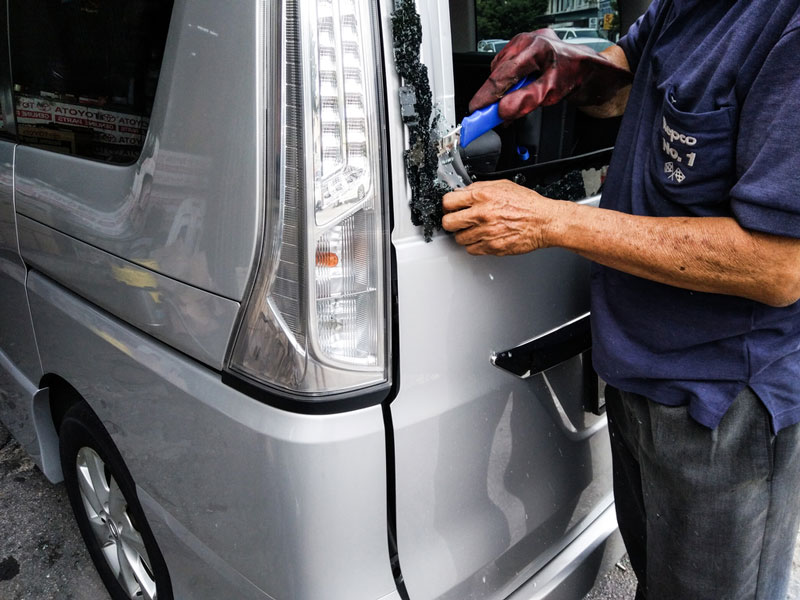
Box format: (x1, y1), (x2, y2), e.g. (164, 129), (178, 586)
(476, 0), (621, 52)
(0, 97), (10, 137)
(9, 0), (174, 163)
(0, 1), (12, 138)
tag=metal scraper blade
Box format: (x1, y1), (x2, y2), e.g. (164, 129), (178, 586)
(437, 126), (471, 190)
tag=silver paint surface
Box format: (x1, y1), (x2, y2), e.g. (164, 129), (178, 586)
(13, 0), (262, 301)
(389, 239), (613, 600)
(27, 272), (397, 600)
(0, 139), (43, 464)
(17, 216), (238, 369)
(0, 142), (38, 379)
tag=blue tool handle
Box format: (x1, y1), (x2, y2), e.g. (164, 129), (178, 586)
(459, 74), (536, 148)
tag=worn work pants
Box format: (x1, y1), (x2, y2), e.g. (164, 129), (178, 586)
(606, 386), (800, 600)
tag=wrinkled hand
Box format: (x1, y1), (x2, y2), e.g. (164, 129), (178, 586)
(441, 180), (561, 256)
(469, 28), (633, 121)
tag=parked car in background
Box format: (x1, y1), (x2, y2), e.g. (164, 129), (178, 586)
(477, 38), (509, 52)
(550, 27), (605, 40)
(565, 37), (615, 52)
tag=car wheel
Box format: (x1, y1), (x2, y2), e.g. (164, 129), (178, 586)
(59, 402), (172, 600)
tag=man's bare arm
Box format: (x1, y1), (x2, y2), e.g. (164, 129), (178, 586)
(579, 45), (632, 118)
(441, 180), (800, 308)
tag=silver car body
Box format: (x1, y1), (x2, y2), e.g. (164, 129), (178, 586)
(0, 0), (624, 598)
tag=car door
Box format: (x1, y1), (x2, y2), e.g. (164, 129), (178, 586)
(0, 0), (44, 463)
(382, 0), (633, 598)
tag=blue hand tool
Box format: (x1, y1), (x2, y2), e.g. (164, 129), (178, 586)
(458, 74), (536, 148)
(436, 74), (536, 189)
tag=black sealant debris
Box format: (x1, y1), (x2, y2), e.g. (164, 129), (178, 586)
(532, 169), (588, 202)
(391, 0), (449, 242)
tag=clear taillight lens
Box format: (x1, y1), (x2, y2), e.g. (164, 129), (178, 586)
(228, 0), (388, 396)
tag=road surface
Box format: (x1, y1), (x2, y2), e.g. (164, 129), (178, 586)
(1, 420), (798, 599)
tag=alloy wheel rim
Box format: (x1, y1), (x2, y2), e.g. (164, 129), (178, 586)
(76, 446), (157, 600)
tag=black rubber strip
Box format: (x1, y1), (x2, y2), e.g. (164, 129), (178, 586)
(493, 313), (592, 377)
(391, 0), (448, 241)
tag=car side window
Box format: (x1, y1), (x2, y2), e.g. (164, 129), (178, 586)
(8, 0), (174, 164)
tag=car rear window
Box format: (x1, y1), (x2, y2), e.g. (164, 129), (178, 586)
(9, 0), (174, 164)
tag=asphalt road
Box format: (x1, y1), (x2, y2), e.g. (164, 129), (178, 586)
(0, 421), (106, 599)
(0, 419), (798, 600)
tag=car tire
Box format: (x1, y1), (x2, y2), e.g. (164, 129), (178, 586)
(59, 401), (173, 600)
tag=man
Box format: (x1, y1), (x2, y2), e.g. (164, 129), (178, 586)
(442, 2), (800, 598)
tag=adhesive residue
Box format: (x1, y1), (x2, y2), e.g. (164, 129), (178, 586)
(391, 0), (449, 242)
(532, 169), (587, 201)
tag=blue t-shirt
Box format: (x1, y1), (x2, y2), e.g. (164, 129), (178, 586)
(592, 0), (800, 432)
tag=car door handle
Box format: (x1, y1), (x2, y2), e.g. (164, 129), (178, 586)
(491, 312), (591, 378)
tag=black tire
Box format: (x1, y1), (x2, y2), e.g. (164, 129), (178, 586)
(59, 402), (173, 600)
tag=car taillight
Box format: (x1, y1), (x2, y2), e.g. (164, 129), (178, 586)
(228, 0), (390, 397)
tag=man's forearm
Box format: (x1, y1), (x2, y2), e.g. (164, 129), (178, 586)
(549, 201), (800, 307)
(442, 181), (800, 307)
(580, 45), (632, 118)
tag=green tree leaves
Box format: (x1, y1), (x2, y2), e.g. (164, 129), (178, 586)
(476, 0), (548, 42)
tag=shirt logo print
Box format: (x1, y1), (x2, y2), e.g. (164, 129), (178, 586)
(664, 161), (685, 183)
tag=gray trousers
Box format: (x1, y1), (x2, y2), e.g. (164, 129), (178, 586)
(606, 386), (800, 600)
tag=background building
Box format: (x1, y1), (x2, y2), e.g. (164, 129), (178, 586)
(544, 0), (614, 32)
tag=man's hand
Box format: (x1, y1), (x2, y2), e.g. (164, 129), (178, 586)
(469, 29), (633, 122)
(442, 180), (800, 307)
(441, 180), (561, 255)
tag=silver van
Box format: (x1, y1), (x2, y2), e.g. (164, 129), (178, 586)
(0, 0), (646, 598)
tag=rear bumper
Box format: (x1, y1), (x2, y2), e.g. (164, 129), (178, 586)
(508, 503), (624, 600)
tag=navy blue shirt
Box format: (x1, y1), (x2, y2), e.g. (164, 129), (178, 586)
(592, 0), (800, 431)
